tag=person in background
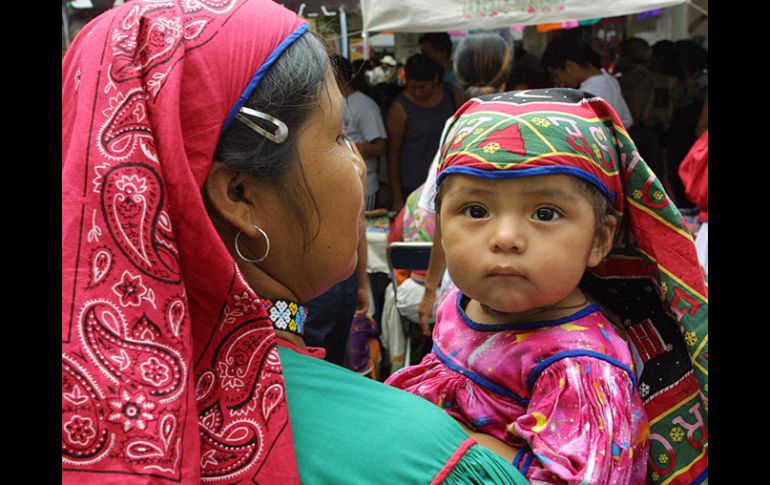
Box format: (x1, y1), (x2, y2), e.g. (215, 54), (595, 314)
(420, 32), (464, 95)
(380, 55), (400, 84)
(665, 40), (708, 209)
(679, 129), (708, 274)
(541, 34), (634, 129)
(507, 65), (548, 91)
(696, 95), (708, 138)
(367, 54), (398, 85)
(381, 183), (438, 372)
(331, 55), (387, 211)
(616, 37), (674, 184)
(62, 1), (529, 482)
(387, 54), (460, 211)
(649, 40), (680, 78)
(452, 34), (512, 99)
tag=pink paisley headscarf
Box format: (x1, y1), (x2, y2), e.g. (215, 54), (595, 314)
(62, 1), (306, 482)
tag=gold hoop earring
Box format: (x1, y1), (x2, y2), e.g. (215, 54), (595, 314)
(234, 225), (270, 263)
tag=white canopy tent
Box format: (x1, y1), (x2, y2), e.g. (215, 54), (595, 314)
(361, 0), (688, 33)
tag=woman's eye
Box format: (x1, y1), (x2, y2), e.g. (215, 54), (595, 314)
(463, 205), (488, 219)
(534, 207), (561, 221)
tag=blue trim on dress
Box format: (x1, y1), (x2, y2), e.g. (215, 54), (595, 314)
(692, 468), (708, 484)
(527, 349), (638, 391)
(436, 165), (615, 203)
(512, 446), (529, 469)
(456, 291), (601, 331)
(432, 343), (530, 407)
(222, 23), (309, 132)
(520, 451), (536, 476)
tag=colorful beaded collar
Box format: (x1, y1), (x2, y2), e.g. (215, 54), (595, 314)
(262, 298), (308, 337)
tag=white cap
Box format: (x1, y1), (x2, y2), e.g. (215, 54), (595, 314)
(381, 55), (397, 67)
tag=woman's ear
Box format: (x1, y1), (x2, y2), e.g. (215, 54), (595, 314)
(204, 161), (263, 236)
(587, 215), (618, 268)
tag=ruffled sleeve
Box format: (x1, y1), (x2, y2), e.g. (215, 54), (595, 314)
(511, 356), (648, 484)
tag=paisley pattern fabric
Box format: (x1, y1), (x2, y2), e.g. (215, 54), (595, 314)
(62, 1), (306, 482)
(432, 89), (708, 484)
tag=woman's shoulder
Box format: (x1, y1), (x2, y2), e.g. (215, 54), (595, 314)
(277, 345), (526, 484)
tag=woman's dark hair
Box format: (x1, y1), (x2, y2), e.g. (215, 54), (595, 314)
(214, 32), (329, 248)
(453, 34), (512, 98)
(404, 54), (443, 83)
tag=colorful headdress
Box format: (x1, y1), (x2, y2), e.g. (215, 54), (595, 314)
(62, 1), (306, 482)
(437, 89), (708, 484)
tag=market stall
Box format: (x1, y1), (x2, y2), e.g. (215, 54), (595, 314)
(361, 0), (688, 33)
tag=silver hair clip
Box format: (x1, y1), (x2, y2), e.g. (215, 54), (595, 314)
(235, 106), (289, 144)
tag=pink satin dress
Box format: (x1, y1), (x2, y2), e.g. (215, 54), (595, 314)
(386, 287), (649, 484)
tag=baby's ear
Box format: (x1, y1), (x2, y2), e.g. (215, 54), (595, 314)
(587, 215), (618, 268)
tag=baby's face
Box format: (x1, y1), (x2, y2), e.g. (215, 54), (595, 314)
(439, 174), (606, 322)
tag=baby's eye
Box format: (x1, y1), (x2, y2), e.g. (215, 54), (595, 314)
(463, 205), (488, 219)
(534, 207), (561, 221)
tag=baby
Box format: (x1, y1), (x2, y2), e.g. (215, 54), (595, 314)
(387, 89), (708, 484)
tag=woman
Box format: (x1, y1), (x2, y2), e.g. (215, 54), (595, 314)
(62, 1), (528, 483)
(387, 54), (461, 211)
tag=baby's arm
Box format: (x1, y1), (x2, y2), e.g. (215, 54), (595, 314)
(511, 357), (649, 484)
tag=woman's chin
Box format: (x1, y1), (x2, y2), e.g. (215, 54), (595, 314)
(307, 255), (358, 301)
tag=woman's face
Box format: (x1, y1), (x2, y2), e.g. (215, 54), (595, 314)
(272, 73), (366, 301)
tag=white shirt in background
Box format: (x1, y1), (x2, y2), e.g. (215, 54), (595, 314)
(580, 69), (634, 128)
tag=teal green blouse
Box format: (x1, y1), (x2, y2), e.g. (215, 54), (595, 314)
(278, 345), (529, 484)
